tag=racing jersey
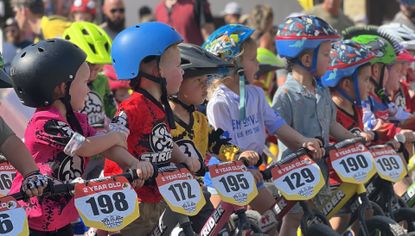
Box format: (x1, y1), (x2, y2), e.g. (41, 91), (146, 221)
(392, 81), (413, 113)
(10, 106), (95, 231)
(109, 89), (174, 203)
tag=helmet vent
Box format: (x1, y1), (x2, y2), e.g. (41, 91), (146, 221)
(21, 52), (26, 58)
(82, 29), (89, 35)
(46, 40), (55, 43)
(135, 25), (140, 28)
(38, 47), (44, 53)
(88, 43), (96, 54)
(104, 42), (109, 52)
(65, 35), (71, 40)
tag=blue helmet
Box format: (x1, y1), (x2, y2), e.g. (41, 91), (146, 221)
(276, 15), (340, 59)
(111, 22), (183, 80)
(202, 24), (254, 61)
(322, 40), (374, 88)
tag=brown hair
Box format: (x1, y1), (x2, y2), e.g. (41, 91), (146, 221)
(248, 5), (273, 34)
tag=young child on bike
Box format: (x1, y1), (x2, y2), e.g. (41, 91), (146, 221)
(0, 53), (48, 198)
(108, 22), (201, 236)
(8, 39), (152, 236)
(272, 15), (359, 236)
(202, 23), (324, 233)
(103, 64), (131, 106)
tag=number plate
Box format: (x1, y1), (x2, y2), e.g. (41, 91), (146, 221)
(74, 176), (139, 232)
(0, 163), (16, 196)
(271, 155), (324, 201)
(157, 167), (205, 216)
(0, 196), (28, 236)
(209, 161), (258, 206)
(330, 143), (376, 184)
(370, 146), (407, 183)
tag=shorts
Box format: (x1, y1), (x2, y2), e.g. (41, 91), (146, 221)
(29, 224), (73, 236)
(120, 201), (167, 236)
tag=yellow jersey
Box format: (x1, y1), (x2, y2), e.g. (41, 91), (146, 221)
(35, 16), (72, 42)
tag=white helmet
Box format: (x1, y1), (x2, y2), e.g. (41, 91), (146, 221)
(379, 23), (415, 50)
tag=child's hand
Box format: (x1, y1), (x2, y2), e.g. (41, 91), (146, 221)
(238, 151), (260, 166)
(184, 156), (201, 174)
(359, 131), (375, 144)
(387, 139), (401, 150)
(248, 169), (263, 183)
(399, 129), (415, 143)
(130, 160), (154, 188)
(21, 171), (49, 197)
(302, 138), (325, 160)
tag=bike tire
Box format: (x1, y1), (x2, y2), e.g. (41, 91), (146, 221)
(361, 215), (407, 236)
(304, 224), (340, 236)
(392, 207), (415, 232)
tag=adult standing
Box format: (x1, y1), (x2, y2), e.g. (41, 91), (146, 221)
(223, 2), (242, 24)
(393, 0), (415, 31)
(100, 0), (125, 40)
(305, 0), (354, 33)
(154, 0), (215, 45)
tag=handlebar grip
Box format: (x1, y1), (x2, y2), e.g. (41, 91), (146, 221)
(330, 136), (366, 150)
(261, 168), (273, 181)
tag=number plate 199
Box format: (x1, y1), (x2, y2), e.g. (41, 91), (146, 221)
(209, 161), (258, 206)
(74, 176), (139, 232)
(370, 145), (407, 183)
(330, 143), (376, 184)
(157, 168), (205, 216)
(271, 155), (324, 201)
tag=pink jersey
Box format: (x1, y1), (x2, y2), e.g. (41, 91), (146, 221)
(10, 107), (95, 232)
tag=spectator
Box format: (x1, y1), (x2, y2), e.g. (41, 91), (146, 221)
(305, 0), (354, 33)
(155, 0), (215, 45)
(393, 0), (415, 31)
(70, 0), (96, 22)
(100, 0), (125, 40)
(4, 17), (31, 50)
(11, 0), (71, 42)
(248, 4), (275, 52)
(138, 5), (154, 23)
(222, 1), (241, 24)
(44, 0), (73, 17)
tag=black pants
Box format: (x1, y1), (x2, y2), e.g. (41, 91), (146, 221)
(30, 224), (73, 236)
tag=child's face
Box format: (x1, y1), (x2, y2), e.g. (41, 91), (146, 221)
(88, 63), (103, 82)
(114, 88), (130, 103)
(179, 75), (208, 106)
(159, 45), (184, 95)
(72, 11), (94, 22)
(70, 62), (91, 111)
(357, 65), (372, 100)
(316, 41), (332, 78)
(241, 42), (259, 84)
(386, 63), (403, 93)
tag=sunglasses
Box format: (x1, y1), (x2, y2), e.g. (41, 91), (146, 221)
(110, 8), (125, 14)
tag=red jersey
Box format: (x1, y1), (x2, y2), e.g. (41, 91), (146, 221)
(108, 89), (174, 203)
(392, 81), (414, 113)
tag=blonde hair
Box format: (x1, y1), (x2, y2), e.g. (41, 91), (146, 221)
(206, 38), (256, 99)
(248, 5), (273, 33)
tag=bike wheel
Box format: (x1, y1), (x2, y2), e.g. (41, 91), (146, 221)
(393, 207), (415, 232)
(304, 224), (340, 236)
(362, 215), (407, 236)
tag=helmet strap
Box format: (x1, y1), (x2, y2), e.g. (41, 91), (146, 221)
(139, 71), (176, 129)
(335, 71), (362, 107)
(294, 45), (320, 78)
(61, 81), (84, 135)
(373, 64), (390, 103)
(169, 96), (195, 113)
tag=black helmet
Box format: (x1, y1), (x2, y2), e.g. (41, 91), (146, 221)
(10, 39), (87, 107)
(0, 52), (11, 88)
(179, 43), (234, 78)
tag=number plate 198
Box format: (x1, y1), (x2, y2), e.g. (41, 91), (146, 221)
(271, 155), (324, 201)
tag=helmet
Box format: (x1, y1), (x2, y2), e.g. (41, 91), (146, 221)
(351, 35), (396, 65)
(111, 22), (183, 80)
(103, 65), (130, 90)
(63, 21), (111, 64)
(275, 15), (340, 59)
(10, 39), (86, 107)
(202, 24), (254, 61)
(379, 23), (415, 51)
(322, 40), (375, 88)
(0, 52), (11, 88)
(71, 0), (96, 15)
(179, 43), (234, 78)
(257, 47), (286, 68)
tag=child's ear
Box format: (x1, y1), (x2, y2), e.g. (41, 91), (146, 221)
(300, 53), (312, 68)
(371, 64), (379, 79)
(53, 82), (66, 99)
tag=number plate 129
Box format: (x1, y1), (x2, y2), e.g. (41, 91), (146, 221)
(330, 143), (376, 184)
(157, 168), (205, 216)
(271, 155), (324, 201)
(74, 176), (139, 232)
(209, 161), (258, 206)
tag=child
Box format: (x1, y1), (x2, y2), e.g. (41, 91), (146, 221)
(103, 64), (131, 106)
(9, 39), (152, 235)
(202, 23), (324, 233)
(108, 22), (201, 236)
(0, 52), (48, 198)
(63, 21), (117, 129)
(271, 15), (358, 236)
(70, 0), (96, 22)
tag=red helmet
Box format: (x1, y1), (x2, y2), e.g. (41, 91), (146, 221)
(71, 0), (97, 15)
(103, 65), (130, 90)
